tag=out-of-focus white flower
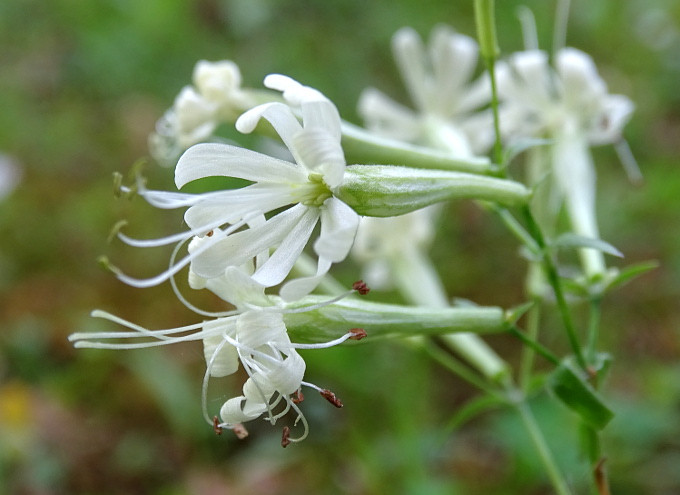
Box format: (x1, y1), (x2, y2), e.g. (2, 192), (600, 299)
(358, 25), (492, 157)
(0, 153), (21, 200)
(497, 48), (633, 146)
(119, 75), (359, 301)
(352, 206), (440, 293)
(70, 266), (365, 444)
(497, 48), (634, 278)
(149, 60), (258, 165)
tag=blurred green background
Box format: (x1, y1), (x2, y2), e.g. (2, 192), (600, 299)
(1, 0), (679, 493)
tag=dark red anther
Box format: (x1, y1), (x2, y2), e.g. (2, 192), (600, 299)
(281, 426), (291, 448)
(352, 280), (370, 295)
(292, 389), (304, 404)
(212, 416), (222, 435)
(206, 230), (214, 237)
(320, 389), (344, 408)
(349, 328), (367, 340)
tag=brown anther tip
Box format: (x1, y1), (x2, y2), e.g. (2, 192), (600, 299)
(206, 230), (214, 237)
(352, 280), (370, 295)
(292, 389), (304, 404)
(281, 426), (291, 448)
(212, 416), (223, 435)
(349, 328), (367, 340)
(232, 423), (249, 440)
(320, 389), (344, 408)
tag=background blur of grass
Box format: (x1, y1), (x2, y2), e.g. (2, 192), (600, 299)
(1, 0), (679, 493)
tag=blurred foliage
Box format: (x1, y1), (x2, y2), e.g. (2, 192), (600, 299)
(1, 0), (679, 493)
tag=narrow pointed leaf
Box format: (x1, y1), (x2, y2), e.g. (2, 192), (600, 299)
(553, 233), (624, 258)
(549, 359), (614, 430)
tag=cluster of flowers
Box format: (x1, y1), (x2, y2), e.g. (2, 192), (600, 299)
(70, 23), (633, 445)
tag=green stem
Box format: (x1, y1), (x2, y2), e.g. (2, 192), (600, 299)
(419, 339), (504, 399)
(585, 296), (602, 364)
(515, 401), (574, 495)
(509, 325), (560, 366)
(519, 303), (541, 391)
(521, 205), (587, 370)
(474, 0), (504, 170)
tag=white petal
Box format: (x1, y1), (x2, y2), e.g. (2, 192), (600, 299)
(430, 26), (479, 112)
(589, 94), (634, 145)
(190, 203), (311, 281)
(175, 143), (305, 189)
(236, 310), (290, 350)
(357, 88), (421, 141)
(291, 128), (345, 187)
(205, 266), (271, 309)
(220, 395), (267, 424)
(265, 351), (306, 395)
(264, 74), (327, 105)
(279, 257), (332, 301)
(236, 102), (303, 158)
(182, 182), (297, 230)
(251, 206), (320, 286)
(301, 99), (342, 142)
(392, 27), (429, 112)
(203, 331), (239, 377)
(314, 197), (359, 262)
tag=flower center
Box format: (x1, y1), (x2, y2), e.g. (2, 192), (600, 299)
(298, 173), (333, 207)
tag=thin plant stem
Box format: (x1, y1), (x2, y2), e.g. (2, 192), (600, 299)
(515, 401), (574, 495)
(509, 325), (560, 366)
(521, 205), (587, 370)
(519, 303), (541, 391)
(474, 0), (504, 170)
(419, 339), (504, 399)
(586, 296), (602, 364)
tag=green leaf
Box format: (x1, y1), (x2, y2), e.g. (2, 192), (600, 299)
(553, 233), (624, 258)
(548, 359), (614, 430)
(603, 260), (659, 292)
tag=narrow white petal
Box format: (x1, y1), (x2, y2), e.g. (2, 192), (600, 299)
(236, 102), (303, 158)
(301, 99), (342, 141)
(291, 128), (345, 187)
(251, 207), (320, 286)
(279, 257), (332, 302)
(392, 27), (429, 112)
(264, 74), (327, 105)
(183, 182), (296, 230)
(190, 204), (311, 280)
(235, 310), (290, 350)
(175, 143), (305, 189)
(314, 197), (359, 262)
(430, 27), (479, 112)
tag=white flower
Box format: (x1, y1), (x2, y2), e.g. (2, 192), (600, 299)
(149, 60), (257, 165)
(497, 48), (634, 278)
(358, 25), (492, 156)
(70, 266), (365, 444)
(352, 206), (440, 292)
(496, 48), (634, 146)
(120, 75), (360, 301)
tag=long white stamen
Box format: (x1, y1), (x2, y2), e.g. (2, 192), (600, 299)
(286, 332), (354, 349)
(168, 241), (240, 318)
